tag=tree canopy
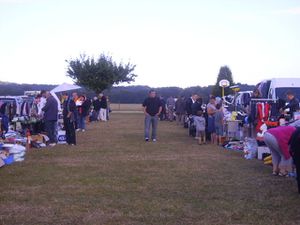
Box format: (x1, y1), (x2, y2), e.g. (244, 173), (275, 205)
(66, 54), (137, 93)
(212, 65), (234, 97)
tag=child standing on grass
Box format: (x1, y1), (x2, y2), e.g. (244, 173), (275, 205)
(206, 96), (217, 144)
(196, 110), (206, 145)
(214, 103), (224, 146)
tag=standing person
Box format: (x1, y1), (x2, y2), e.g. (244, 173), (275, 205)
(99, 93), (108, 122)
(206, 96), (217, 144)
(175, 96), (186, 125)
(143, 90), (162, 142)
(196, 111), (206, 145)
(289, 127), (300, 194)
(280, 90), (300, 119)
(92, 96), (101, 121)
(106, 96), (111, 121)
(214, 103), (224, 146)
(38, 90), (47, 118)
(42, 91), (58, 146)
(159, 96), (166, 121)
(0, 102), (9, 134)
(37, 90), (47, 132)
(185, 94), (198, 116)
(192, 96), (206, 144)
(62, 92), (76, 145)
(31, 94), (43, 134)
(77, 95), (91, 132)
(72, 92), (79, 130)
(166, 96), (176, 122)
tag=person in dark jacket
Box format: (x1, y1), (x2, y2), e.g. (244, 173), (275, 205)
(280, 91), (300, 118)
(72, 92), (79, 129)
(159, 96), (166, 121)
(99, 93), (108, 121)
(175, 96), (186, 125)
(92, 96), (101, 121)
(62, 92), (76, 145)
(185, 94), (198, 116)
(77, 95), (91, 132)
(143, 90), (163, 142)
(191, 96), (203, 116)
(42, 91), (58, 146)
(0, 102), (9, 133)
(289, 127), (300, 194)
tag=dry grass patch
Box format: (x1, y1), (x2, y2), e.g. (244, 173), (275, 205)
(1, 113), (300, 225)
(110, 104), (142, 112)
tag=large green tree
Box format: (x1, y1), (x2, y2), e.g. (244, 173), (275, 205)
(66, 54), (137, 93)
(212, 65), (234, 97)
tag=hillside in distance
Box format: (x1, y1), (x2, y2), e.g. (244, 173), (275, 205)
(0, 82), (255, 104)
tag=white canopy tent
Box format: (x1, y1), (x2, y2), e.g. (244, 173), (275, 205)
(51, 83), (82, 93)
(50, 83), (82, 111)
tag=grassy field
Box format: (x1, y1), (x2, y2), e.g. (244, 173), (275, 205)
(1, 112), (300, 225)
(110, 104), (142, 112)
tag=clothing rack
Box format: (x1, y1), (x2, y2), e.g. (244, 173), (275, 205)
(250, 98), (277, 102)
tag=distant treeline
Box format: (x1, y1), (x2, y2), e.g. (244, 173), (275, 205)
(0, 82), (255, 104)
(0, 82), (56, 96)
(106, 83), (255, 104)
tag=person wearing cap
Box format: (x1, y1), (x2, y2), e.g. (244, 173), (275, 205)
(280, 91), (300, 119)
(62, 92), (76, 145)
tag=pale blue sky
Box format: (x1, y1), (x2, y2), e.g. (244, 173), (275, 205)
(0, 0), (299, 87)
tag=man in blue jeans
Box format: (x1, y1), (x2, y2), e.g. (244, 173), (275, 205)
(142, 90), (162, 142)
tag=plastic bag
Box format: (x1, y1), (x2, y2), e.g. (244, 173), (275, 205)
(244, 138), (258, 160)
(9, 144), (26, 154)
(3, 155), (14, 165)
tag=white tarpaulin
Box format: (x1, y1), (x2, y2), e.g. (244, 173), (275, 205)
(51, 83), (82, 93)
(50, 83), (82, 111)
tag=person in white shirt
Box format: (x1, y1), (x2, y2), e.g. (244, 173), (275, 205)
(38, 90), (47, 118)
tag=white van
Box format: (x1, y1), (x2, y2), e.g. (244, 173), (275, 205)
(256, 78), (300, 100)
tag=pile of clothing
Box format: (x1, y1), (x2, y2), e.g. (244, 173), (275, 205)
(0, 144), (26, 168)
(243, 138), (258, 160)
(4, 130), (27, 144)
(223, 141), (244, 151)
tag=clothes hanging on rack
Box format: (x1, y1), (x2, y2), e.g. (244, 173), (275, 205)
(256, 102), (271, 132)
(20, 101), (30, 116)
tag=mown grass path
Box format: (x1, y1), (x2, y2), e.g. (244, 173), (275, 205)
(1, 113), (300, 225)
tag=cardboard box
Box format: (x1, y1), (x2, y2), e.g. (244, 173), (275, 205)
(57, 130), (66, 144)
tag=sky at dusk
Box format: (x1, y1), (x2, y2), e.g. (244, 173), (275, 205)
(0, 0), (300, 87)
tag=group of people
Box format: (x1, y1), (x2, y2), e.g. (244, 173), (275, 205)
(142, 91), (225, 145)
(186, 94), (224, 145)
(30, 91), (110, 147)
(142, 89), (300, 194)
